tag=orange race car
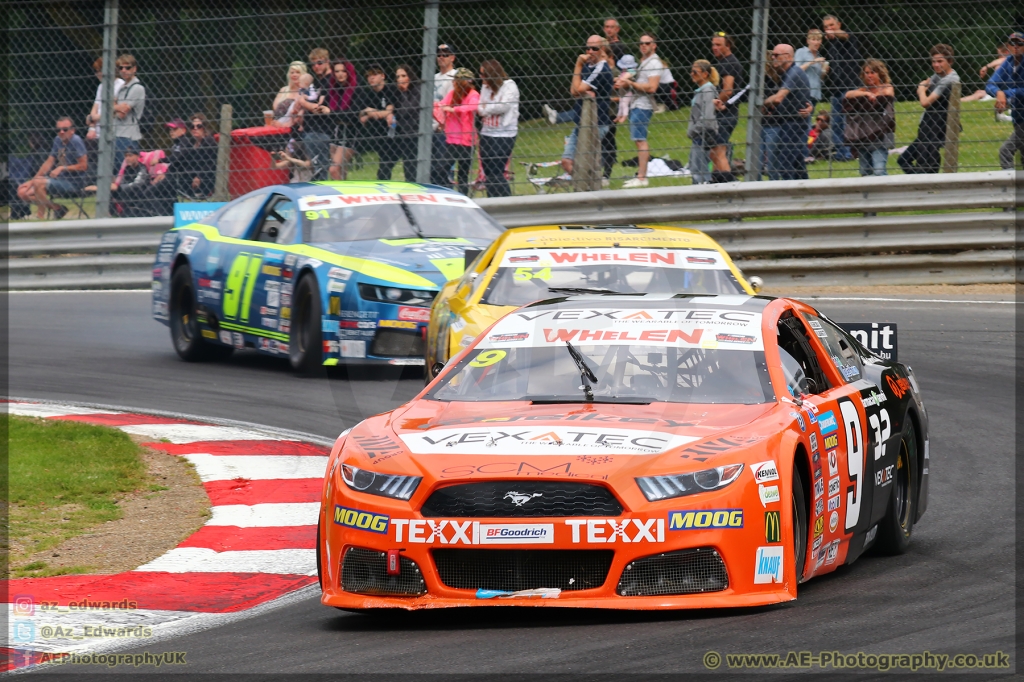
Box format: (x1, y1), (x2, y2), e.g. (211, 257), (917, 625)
(318, 293), (928, 610)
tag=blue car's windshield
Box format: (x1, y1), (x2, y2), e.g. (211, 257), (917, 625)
(298, 193), (503, 242)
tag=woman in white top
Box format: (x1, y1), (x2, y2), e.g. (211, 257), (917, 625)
(477, 59), (520, 197)
(271, 62), (308, 128)
(614, 33), (662, 188)
(85, 57), (124, 141)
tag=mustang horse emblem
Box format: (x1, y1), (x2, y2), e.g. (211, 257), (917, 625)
(504, 491), (543, 507)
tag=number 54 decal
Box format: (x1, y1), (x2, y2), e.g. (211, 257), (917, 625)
(838, 398), (864, 533)
(223, 252), (262, 322)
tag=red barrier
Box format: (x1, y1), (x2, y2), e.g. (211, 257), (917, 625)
(228, 126), (291, 196)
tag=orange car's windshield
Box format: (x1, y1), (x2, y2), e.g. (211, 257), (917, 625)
(428, 344), (774, 405)
(480, 247), (744, 306)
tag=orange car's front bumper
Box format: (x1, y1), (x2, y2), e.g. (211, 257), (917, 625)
(319, 501), (798, 610)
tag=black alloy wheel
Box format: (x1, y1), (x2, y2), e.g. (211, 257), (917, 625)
(792, 464), (808, 583)
(875, 424), (918, 555)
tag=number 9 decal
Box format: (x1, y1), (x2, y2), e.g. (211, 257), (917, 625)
(469, 350), (506, 367)
(839, 398), (864, 532)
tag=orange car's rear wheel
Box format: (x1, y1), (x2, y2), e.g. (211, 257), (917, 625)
(792, 465), (808, 583)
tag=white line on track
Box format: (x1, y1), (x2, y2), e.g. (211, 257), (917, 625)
(119, 423), (287, 443)
(185, 454), (328, 482)
(134, 548), (316, 575)
(799, 296), (1015, 305)
(207, 502), (320, 527)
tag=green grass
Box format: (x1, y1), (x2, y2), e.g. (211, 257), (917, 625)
(6, 416), (151, 577)
(4, 98), (1013, 222)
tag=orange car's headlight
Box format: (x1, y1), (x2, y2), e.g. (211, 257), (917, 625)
(636, 464), (744, 502)
(341, 464), (421, 501)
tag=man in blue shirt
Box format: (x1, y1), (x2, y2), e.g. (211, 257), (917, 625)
(762, 44), (812, 180)
(16, 115), (88, 220)
(986, 32), (1024, 170)
(560, 35), (614, 182)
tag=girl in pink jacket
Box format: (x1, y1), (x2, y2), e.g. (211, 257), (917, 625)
(433, 68), (479, 194)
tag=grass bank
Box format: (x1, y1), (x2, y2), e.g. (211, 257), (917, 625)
(5, 416), (156, 577)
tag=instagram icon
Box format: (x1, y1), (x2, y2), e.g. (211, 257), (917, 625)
(12, 595), (35, 617)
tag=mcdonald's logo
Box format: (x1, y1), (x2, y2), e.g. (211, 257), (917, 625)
(764, 510), (781, 543)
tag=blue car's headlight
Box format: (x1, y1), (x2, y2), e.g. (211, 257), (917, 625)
(358, 283), (435, 307)
(341, 464), (421, 500)
(636, 464), (744, 502)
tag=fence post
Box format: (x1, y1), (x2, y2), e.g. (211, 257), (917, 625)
(416, 0), (440, 184)
(574, 98), (601, 192)
(95, 0), (119, 218)
(942, 81), (962, 173)
(744, 0), (770, 182)
(213, 104), (233, 201)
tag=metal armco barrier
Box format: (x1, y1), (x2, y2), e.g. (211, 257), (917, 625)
(3, 171), (1020, 290)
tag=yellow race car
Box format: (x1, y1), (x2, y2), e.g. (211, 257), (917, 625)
(425, 224), (760, 375)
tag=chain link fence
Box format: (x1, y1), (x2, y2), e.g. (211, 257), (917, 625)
(5, 0), (1021, 220)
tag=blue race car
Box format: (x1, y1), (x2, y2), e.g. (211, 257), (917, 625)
(152, 181), (504, 374)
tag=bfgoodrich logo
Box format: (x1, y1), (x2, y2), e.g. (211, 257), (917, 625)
(754, 546), (784, 584)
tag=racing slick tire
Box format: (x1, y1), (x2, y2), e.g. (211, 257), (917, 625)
(170, 264), (233, 362)
(793, 464), (808, 583)
(874, 423), (919, 555)
(289, 274), (323, 376)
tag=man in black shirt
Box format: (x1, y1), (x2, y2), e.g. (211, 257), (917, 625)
(603, 18), (630, 181)
(711, 32), (746, 182)
(822, 15), (861, 161)
(351, 65), (399, 181)
(603, 18), (628, 63)
(301, 47), (337, 180)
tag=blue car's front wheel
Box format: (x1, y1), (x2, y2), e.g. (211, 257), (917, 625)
(289, 273), (323, 376)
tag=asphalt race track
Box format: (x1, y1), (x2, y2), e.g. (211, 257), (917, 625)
(10, 291), (1016, 677)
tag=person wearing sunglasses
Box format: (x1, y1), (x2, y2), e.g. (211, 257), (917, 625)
(182, 113), (218, 197)
(559, 35), (614, 183)
(614, 33), (662, 188)
(761, 44), (812, 181)
(16, 116), (88, 220)
(111, 54), (145, 173)
(302, 47), (336, 180)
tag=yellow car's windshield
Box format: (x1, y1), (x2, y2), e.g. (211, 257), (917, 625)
(480, 247), (743, 306)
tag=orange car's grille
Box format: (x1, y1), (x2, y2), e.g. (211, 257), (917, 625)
(421, 481), (623, 518)
(433, 549), (614, 592)
(616, 547), (728, 596)
(341, 547), (427, 596)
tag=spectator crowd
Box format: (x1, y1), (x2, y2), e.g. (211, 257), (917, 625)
(10, 16), (1024, 219)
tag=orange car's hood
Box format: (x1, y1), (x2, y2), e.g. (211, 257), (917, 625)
(350, 400), (782, 480)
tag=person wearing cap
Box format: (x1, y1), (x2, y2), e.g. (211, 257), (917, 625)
(110, 142), (150, 217)
(430, 43), (459, 185)
(352, 64), (399, 180)
(142, 119), (188, 214)
(434, 68), (479, 194)
(985, 32), (1024, 170)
